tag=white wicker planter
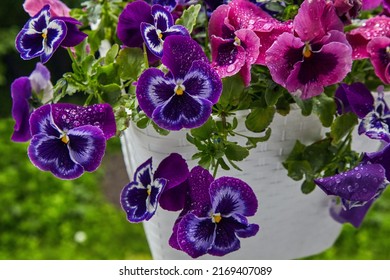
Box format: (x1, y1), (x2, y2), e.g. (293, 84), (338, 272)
(120, 108), (380, 259)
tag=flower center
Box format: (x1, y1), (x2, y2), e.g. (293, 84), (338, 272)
(157, 29), (163, 40)
(233, 36), (241, 47)
(146, 185), (152, 196)
(174, 83), (185, 96)
(386, 46), (390, 56)
(212, 213), (222, 223)
(303, 42), (312, 58)
(42, 29), (48, 40)
(61, 134), (70, 144)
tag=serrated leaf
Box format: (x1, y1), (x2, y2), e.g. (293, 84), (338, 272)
(330, 113), (358, 144)
(81, 54), (95, 76)
(286, 160), (312, 181)
(97, 63), (119, 85)
(100, 84), (121, 105)
(175, 4), (201, 34)
(105, 44), (119, 65)
(245, 106), (275, 133)
(312, 94), (336, 127)
(190, 117), (216, 140)
(117, 47), (145, 81)
(246, 127), (272, 147)
(303, 138), (333, 173)
(219, 74), (245, 108)
(225, 143), (249, 161)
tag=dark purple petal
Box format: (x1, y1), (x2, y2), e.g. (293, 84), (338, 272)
(293, 0), (343, 42)
(53, 16), (87, 47)
(314, 163), (387, 202)
(67, 125), (106, 172)
(152, 0), (177, 12)
(133, 157), (153, 187)
(117, 1), (153, 48)
(184, 60), (222, 103)
(152, 92), (213, 130)
(210, 176), (258, 217)
(155, 153), (190, 211)
(152, 4), (173, 32)
(51, 103), (116, 139)
(162, 35), (209, 79)
(141, 22), (163, 57)
(29, 104), (62, 138)
(208, 217), (241, 256)
(186, 166), (214, 216)
(11, 77), (32, 142)
(329, 198), (374, 228)
(121, 182), (150, 222)
(136, 68), (176, 117)
(177, 213), (215, 258)
(335, 83), (374, 117)
(28, 134), (84, 179)
(363, 144), (390, 180)
(367, 36), (390, 84)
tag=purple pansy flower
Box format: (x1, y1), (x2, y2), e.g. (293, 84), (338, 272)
(315, 144), (390, 227)
(169, 166), (259, 258)
(15, 5), (87, 63)
(367, 36), (390, 84)
(141, 4), (189, 58)
(11, 63), (53, 142)
(28, 103), (116, 180)
(146, 0), (178, 11)
(136, 35), (222, 130)
(266, 0), (352, 99)
(121, 153), (189, 222)
(347, 16), (390, 60)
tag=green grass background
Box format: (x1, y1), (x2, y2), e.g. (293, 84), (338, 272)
(1, 119), (389, 260)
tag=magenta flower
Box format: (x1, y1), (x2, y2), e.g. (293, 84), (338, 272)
(15, 5), (87, 63)
(266, 0), (352, 99)
(23, 0), (70, 17)
(28, 103), (116, 180)
(333, 0), (362, 25)
(120, 153), (189, 222)
(208, 0), (291, 86)
(136, 35), (222, 130)
(11, 63), (53, 142)
(347, 16), (390, 60)
(169, 166), (259, 258)
(367, 36), (390, 84)
(315, 144), (390, 227)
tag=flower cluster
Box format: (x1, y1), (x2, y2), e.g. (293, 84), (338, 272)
(9, 0), (390, 258)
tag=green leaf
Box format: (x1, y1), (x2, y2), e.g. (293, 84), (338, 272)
(97, 63), (120, 85)
(117, 47), (145, 81)
(303, 138), (333, 173)
(198, 155), (212, 170)
(245, 106), (275, 133)
(100, 84), (121, 105)
(190, 118), (216, 140)
(225, 143), (249, 161)
(219, 74), (245, 108)
(218, 158), (230, 171)
(294, 96), (313, 116)
(330, 113), (358, 144)
(152, 122), (170, 136)
(136, 116), (150, 129)
(105, 44), (119, 65)
(286, 160), (312, 181)
(284, 140), (306, 163)
(81, 54), (95, 76)
(245, 127), (272, 147)
(175, 4), (201, 34)
(312, 94), (336, 127)
(301, 180), (316, 194)
(265, 85), (284, 106)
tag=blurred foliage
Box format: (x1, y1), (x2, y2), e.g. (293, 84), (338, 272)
(0, 119), (151, 259)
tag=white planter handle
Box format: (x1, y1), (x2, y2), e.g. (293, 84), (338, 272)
(120, 108), (380, 259)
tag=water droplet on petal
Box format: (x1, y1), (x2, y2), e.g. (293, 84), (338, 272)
(227, 64), (236, 73)
(356, 173), (362, 179)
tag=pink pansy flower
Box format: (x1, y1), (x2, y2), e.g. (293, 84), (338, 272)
(208, 0), (292, 86)
(367, 36), (390, 84)
(347, 16), (390, 60)
(23, 0), (70, 17)
(266, 0), (352, 99)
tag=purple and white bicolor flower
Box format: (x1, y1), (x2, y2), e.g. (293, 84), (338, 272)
(120, 153), (190, 222)
(335, 83), (390, 142)
(11, 63), (53, 142)
(141, 4), (189, 58)
(169, 166), (259, 258)
(265, 0), (352, 99)
(28, 103), (116, 180)
(15, 5), (87, 63)
(136, 35), (222, 131)
(315, 144), (390, 227)
(145, 0), (178, 12)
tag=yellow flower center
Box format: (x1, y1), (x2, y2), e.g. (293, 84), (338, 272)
(386, 46), (390, 55)
(42, 29), (48, 39)
(212, 213), (222, 223)
(147, 189), (151, 196)
(157, 29), (163, 40)
(234, 36), (241, 46)
(303, 43), (312, 58)
(174, 83), (185, 96)
(61, 134), (70, 144)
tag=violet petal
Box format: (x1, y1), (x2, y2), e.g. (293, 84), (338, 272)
(208, 217), (241, 256)
(53, 16), (87, 47)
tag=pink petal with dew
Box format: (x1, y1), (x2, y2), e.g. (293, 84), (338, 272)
(23, 0), (70, 17)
